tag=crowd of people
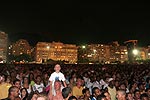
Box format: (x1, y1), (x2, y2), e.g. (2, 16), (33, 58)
(0, 63), (150, 100)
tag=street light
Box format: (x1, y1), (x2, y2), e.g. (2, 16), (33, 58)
(132, 49), (138, 55)
(82, 45), (86, 49)
(47, 46), (50, 49)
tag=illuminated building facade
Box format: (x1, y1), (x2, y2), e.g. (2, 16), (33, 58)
(87, 44), (110, 63)
(147, 46), (150, 59)
(0, 31), (8, 63)
(35, 42), (77, 64)
(109, 42), (128, 63)
(78, 42), (128, 64)
(140, 48), (146, 60)
(119, 46), (128, 63)
(11, 39), (31, 56)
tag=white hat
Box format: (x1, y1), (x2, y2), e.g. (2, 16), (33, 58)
(108, 78), (113, 82)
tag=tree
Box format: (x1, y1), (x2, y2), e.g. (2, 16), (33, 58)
(47, 59), (56, 64)
(13, 54), (32, 63)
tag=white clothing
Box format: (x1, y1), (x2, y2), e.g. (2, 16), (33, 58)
(33, 83), (44, 93)
(93, 81), (102, 90)
(27, 85), (32, 94)
(49, 72), (66, 96)
(21, 85), (32, 94)
(100, 79), (108, 89)
(83, 77), (90, 83)
(49, 72), (66, 85)
(86, 80), (93, 94)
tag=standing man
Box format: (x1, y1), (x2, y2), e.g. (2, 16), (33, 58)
(49, 64), (67, 96)
(107, 78), (116, 100)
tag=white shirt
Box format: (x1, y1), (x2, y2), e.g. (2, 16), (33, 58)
(49, 72), (66, 96)
(49, 72), (66, 85)
(93, 81), (102, 90)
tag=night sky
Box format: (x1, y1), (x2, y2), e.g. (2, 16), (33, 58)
(0, 2), (150, 46)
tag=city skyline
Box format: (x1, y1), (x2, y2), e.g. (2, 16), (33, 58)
(1, 2), (150, 46)
(7, 39), (150, 64)
(0, 31), (149, 64)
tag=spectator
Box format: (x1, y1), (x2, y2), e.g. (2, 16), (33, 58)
(107, 78), (116, 100)
(49, 64), (67, 96)
(82, 88), (91, 100)
(37, 94), (48, 100)
(119, 83), (129, 93)
(134, 90), (140, 100)
(4, 86), (20, 100)
(97, 94), (107, 100)
(138, 83), (145, 94)
(20, 88), (28, 100)
(140, 93), (149, 100)
(13, 79), (21, 90)
(91, 87), (101, 100)
(126, 92), (134, 100)
(62, 87), (72, 100)
(0, 74), (12, 99)
(102, 91), (111, 100)
(72, 76), (84, 99)
(48, 80), (63, 100)
(29, 73), (35, 86)
(33, 75), (45, 93)
(116, 89), (126, 100)
(42, 72), (49, 88)
(68, 96), (77, 100)
(27, 91), (38, 100)
(22, 77), (32, 94)
(145, 88), (150, 98)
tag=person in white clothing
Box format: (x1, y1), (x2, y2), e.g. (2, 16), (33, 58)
(33, 75), (45, 93)
(49, 64), (67, 96)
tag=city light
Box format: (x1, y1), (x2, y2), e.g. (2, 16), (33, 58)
(47, 46), (50, 49)
(132, 49), (139, 55)
(82, 45), (86, 49)
(93, 49), (96, 53)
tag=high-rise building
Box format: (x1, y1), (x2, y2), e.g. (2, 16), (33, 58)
(109, 41), (128, 63)
(133, 47), (148, 60)
(119, 46), (128, 63)
(35, 41), (78, 64)
(11, 39), (31, 56)
(87, 44), (110, 63)
(0, 31), (8, 63)
(35, 42), (50, 63)
(109, 41), (120, 62)
(124, 40), (138, 62)
(78, 42), (128, 64)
